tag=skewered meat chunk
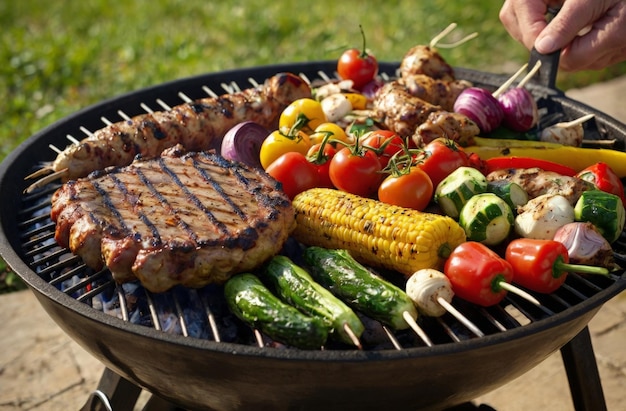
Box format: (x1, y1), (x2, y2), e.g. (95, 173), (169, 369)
(399, 74), (472, 111)
(486, 167), (595, 205)
(373, 81), (479, 146)
(51, 146), (295, 293)
(48, 72), (311, 181)
(399, 45), (456, 81)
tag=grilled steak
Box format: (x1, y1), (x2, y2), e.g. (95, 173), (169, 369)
(51, 145), (295, 293)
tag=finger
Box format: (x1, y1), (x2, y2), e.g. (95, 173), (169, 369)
(535, 0), (603, 54)
(558, 3), (626, 71)
(500, 0), (550, 50)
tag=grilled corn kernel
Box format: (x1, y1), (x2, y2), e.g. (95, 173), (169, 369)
(291, 188), (466, 276)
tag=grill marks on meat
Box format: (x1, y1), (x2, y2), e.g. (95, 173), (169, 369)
(399, 74), (472, 111)
(51, 146), (295, 293)
(373, 81), (479, 146)
(50, 72), (311, 181)
(399, 45), (456, 81)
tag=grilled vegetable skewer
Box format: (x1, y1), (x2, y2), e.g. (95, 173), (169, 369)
(444, 242), (541, 307)
(505, 238), (610, 294)
(27, 72), (311, 190)
(405, 269), (484, 337)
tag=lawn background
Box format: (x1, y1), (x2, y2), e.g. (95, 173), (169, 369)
(1, 0), (625, 291)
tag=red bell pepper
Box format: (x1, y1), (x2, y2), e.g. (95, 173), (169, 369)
(484, 156), (577, 176)
(576, 162), (626, 206)
(443, 241), (514, 307)
(505, 238), (609, 294)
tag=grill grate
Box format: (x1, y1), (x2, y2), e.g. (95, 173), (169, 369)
(15, 68), (626, 350)
(6, 62), (626, 411)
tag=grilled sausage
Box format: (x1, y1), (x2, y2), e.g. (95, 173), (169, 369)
(46, 72), (311, 181)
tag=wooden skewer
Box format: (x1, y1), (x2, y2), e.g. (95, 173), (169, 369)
(498, 282), (541, 307)
(402, 311), (433, 347)
(492, 63), (529, 98)
(552, 113), (595, 129)
(436, 297), (484, 337)
(492, 60), (542, 99)
(517, 60), (542, 89)
(24, 168), (68, 193)
(429, 22), (478, 49)
(343, 323), (363, 350)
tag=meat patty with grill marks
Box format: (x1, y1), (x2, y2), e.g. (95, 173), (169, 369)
(51, 145), (295, 293)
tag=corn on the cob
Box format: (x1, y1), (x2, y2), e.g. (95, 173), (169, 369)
(291, 188), (466, 276)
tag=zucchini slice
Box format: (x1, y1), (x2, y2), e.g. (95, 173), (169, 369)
(574, 189), (626, 243)
(434, 166), (488, 219)
(459, 193), (514, 245)
(487, 180), (529, 212)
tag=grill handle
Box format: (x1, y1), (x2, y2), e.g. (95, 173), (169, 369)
(527, 5), (562, 90)
(528, 47), (561, 90)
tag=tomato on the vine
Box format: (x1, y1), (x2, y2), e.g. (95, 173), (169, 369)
(259, 130), (311, 170)
(378, 167), (433, 211)
(329, 146), (382, 197)
(307, 143), (337, 189)
(362, 130), (405, 169)
(337, 26), (378, 90)
(279, 98), (327, 133)
(265, 152), (319, 199)
(415, 138), (470, 188)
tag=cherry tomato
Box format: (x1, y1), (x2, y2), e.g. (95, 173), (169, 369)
(259, 130), (311, 170)
(309, 122), (351, 146)
(265, 152), (319, 199)
(329, 146), (382, 197)
(416, 138), (470, 188)
(576, 162), (626, 206)
(337, 26), (378, 90)
(279, 98), (327, 133)
(378, 167), (433, 211)
(362, 130), (405, 169)
(307, 143), (337, 189)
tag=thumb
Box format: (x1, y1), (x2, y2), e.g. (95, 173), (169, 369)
(535, 2), (594, 54)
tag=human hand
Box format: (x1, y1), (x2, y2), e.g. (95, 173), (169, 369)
(499, 0), (626, 71)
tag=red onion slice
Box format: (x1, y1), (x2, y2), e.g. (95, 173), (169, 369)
(220, 121), (268, 169)
(498, 88), (538, 132)
(453, 87), (503, 134)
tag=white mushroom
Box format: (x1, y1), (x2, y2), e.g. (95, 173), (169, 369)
(320, 94), (352, 122)
(405, 269), (454, 317)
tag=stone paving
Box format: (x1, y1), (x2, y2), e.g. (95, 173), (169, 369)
(1, 76), (626, 411)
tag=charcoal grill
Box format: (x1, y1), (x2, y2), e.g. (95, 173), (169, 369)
(1, 58), (626, 411)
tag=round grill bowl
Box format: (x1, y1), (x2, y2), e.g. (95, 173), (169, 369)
(1, 61), (625, 411)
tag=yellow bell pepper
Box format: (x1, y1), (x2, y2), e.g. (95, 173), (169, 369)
(465, 138), (626, 178)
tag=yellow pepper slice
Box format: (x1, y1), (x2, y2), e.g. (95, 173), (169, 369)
(465, 144), (626, 178)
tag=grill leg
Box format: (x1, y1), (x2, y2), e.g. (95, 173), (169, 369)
(560, 326), (607, 411)
(81, 368), (142, 411)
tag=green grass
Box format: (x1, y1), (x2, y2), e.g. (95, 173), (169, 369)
(1, 0), (625, 291)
